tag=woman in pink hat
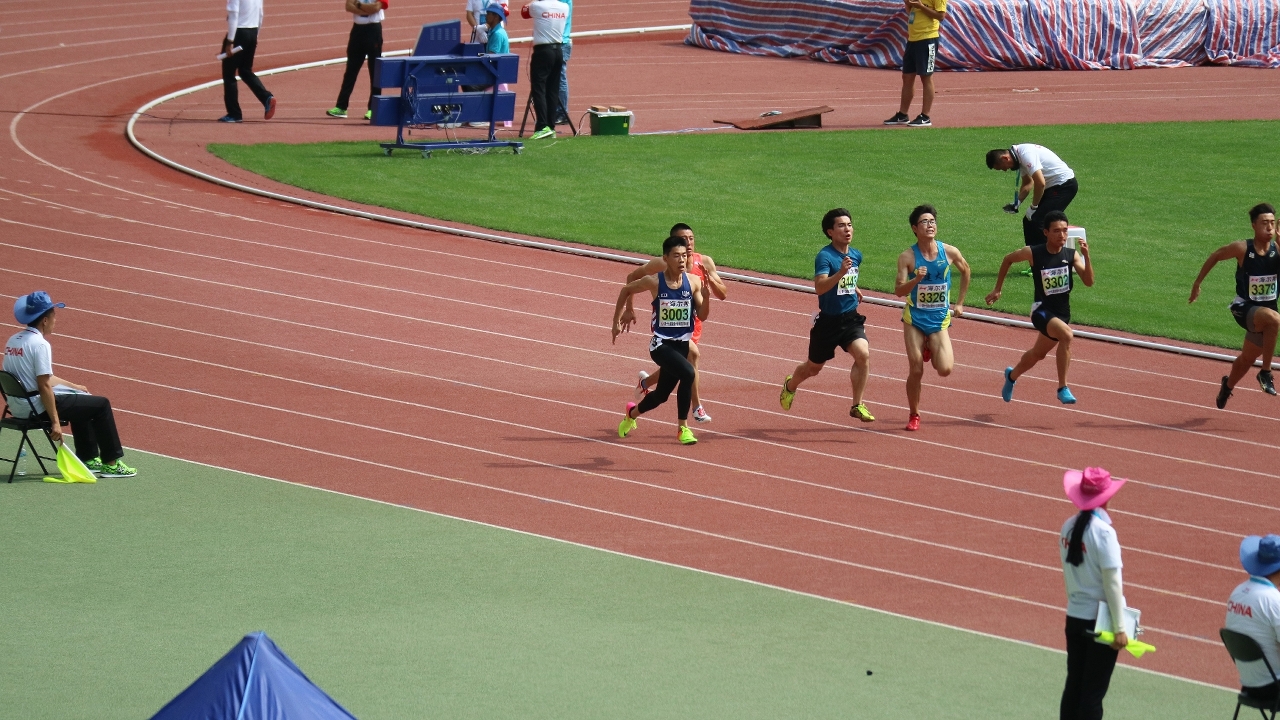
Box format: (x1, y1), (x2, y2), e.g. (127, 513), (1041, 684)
(1059, 466), (1129, 720)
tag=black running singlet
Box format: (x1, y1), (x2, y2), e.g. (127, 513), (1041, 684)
(1235, 240), (1279, 311)
(1030, 243), (1076, 316)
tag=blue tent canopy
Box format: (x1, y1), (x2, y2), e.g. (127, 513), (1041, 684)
(150, 632), (358, 720)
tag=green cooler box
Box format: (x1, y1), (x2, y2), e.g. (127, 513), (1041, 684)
(589, 110), (633, 136)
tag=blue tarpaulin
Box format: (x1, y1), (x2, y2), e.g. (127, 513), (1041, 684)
(150, 632), (358, 720)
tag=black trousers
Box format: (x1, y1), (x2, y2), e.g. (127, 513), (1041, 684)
(1023, 177), (1079, 246)
(637, 340), (695, 421)
(336, 22), (383, 112)
(529, 43), (564, 132)
(1061, 615), (1119, 720)
(50, 394), (124, 463)
(222, 27), (273, 120)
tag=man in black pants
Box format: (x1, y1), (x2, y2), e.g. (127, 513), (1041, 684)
(219, 0), (276, 123)
(3, 292), (136, 477)
(986, 144), (1078, 247)
(327, 0), (386, 120)
(522, 0), (568, 139)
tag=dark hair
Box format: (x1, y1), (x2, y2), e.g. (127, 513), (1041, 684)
(670, 223), (693, 236)
(1249, 203), (1276, 223)
(27, 308), (54, 328)
(661, 235), (689, 255)
(821, 208), (851, 235)
(909, 204), (937, 226)
(1042, 210), (1069, 230)
(1065, 510), (1093, 566)
(986, 149), (1009, 170)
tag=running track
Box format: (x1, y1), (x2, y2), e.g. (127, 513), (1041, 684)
(4, 0), (1280, 691)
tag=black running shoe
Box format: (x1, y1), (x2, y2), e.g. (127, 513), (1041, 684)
(883, 112), (910, 125)
(1259, 370), (1277, 396)
(1216, 376), (1232, 409)
(907, 113), (932, 127)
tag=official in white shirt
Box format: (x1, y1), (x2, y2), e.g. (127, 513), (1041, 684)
(1226, 535), (1280, 704)
(219, 0), (276, 123)
(521, 0), (568, 139)
(985, 144), (1079, 247)
(3, 292), (136, 477)
(327, 0), (386, 120)
(1059, 466), (1128, 720)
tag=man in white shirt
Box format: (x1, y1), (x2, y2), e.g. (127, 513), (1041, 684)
(3, 292), (136, 477)
(327, 0), (386, 120)
(1226, 534), (1280, 703)
(521, 0), (568, 139)
(985, 144), (1079, 247)
(465, 0), (489, 45)
(219, 0), (277, 123)
(555, 0), (572, 125)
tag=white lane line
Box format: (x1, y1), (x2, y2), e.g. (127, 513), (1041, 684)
(13, 264), (1270, 515)
(4, 217), (1273, 452)
(3, 248), (1274, 487)
(56, 357), (1224, 610)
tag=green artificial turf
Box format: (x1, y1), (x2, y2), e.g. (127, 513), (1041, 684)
(0, 445), (1233, 719)
(209, 120), (1280, 349)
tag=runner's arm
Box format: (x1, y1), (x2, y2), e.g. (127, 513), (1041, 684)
(1189, 241), (1245, 303)
(893, 250), (926, 296)
(947, 245), (971, 315)
(613, 276), (657, 343)
(700, 256), (729, 300)
(984, 247), (1032, 305)
(691, 276), (710, 322)
(1074, 239), (1094, 287)
(623, 258), (667, 316)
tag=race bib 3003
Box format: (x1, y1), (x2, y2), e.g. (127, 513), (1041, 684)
(915, 282), (948, 310)
(836, 266), (860, 296)
(1249, 274), (1278, 302)
(658, 298), (691, 328)
(1040, 265), (1071, 296)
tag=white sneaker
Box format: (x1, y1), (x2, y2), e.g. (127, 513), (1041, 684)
(692, 405), (712, 423)
(467, 121), (489, 128)
(636, 371), (650, 402)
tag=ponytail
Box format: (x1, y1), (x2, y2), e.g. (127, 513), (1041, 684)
(1066, 510), (1093, 566)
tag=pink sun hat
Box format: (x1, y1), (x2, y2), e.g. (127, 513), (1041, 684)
(1063, 467), (1127, 510)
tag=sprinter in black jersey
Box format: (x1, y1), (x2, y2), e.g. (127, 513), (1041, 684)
(1189, 203), (1279, 406)
(986, 210), (1094, 404)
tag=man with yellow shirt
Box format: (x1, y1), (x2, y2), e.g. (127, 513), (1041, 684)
(884, 0), (946, 128)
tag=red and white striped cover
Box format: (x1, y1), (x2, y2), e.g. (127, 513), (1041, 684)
(687, 0), (1280, 70)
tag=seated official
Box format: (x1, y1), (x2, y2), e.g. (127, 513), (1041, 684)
(3, 292), (136, 477)
(1226, 534), (1280, 703)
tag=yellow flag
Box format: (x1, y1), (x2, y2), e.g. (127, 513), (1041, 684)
(42, 444), (97, 484)
(1094, 631), (1156, 659)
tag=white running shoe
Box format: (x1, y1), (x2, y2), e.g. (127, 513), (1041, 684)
(635, 371), (650, 402)
(693, 405), (712, 423)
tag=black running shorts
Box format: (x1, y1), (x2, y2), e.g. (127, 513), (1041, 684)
(808, 311), (867, 364)
(1031, 306), (1071, 340)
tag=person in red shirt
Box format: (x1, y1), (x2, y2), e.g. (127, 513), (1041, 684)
(619, 223), (728, 423)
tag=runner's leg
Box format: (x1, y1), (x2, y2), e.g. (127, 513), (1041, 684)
(688, 342), (701, 408)
(787, 360), (824, 392)
(1229, 341), (1262, 387)
(847, 338), (870, 406)
(1010, 333), (1057, 382)
(1047, 318), (1075, 388)
(903, 325), (926, 415)
(637, 342), (695, 423)
(931, 328), (954, 377)
(1255, 308), (1279, 372)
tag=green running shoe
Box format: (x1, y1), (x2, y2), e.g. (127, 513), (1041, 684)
(325, 107), (347, 118)
(364, 110), (372, 120)
(99, 459), (137, 478)
(850, 403), (875, 422)
(618, 402), (637, 438)
(84, 457), (104, 474)
(530, 127), (556, 140)
(677, 426), (697, 445)
(779, 374), (795, 410)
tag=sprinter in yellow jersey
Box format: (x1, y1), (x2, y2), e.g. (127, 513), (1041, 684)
(884, 0), (947, 128)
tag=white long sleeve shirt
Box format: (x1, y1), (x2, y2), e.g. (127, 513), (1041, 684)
(227, 0), (264, 40)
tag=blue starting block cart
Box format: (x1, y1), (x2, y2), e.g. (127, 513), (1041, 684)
(371, 20), (522, 158)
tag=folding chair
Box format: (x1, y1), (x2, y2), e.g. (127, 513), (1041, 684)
(1220, 628), (1280, 720)
(0, 370), (62, 483)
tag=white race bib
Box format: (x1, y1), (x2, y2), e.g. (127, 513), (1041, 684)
(1249, 274), (1278, 302)
(915, 282), (948, 310)
(1040, 265), (1071, 296)
(836, 266), (859, 296)
(657, 298), (691, 328)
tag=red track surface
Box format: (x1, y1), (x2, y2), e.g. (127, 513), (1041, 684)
(5, 0), (1280, 691)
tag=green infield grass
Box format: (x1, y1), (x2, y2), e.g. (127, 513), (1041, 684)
(210, 120), (1280, 350)
(0, 444), (1235, 719)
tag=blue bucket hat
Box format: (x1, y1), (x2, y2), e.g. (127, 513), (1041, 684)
(484, 3), (505, 17)
(14, 291), (65, 325)
(1241, 535), (1280, 578)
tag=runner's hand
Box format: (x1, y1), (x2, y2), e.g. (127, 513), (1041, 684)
(855, 287), (864, 303)
(915, 266), (928, 280)
(619, 307), (636, 332)
(951, 303), (963, 317)
(1077, 238), (1089, 256)
(1188, 283), (1200, 303)
(611, 323), (623, 344)
(985, 289), (1001, 305)
(841, 256), (854, 276)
